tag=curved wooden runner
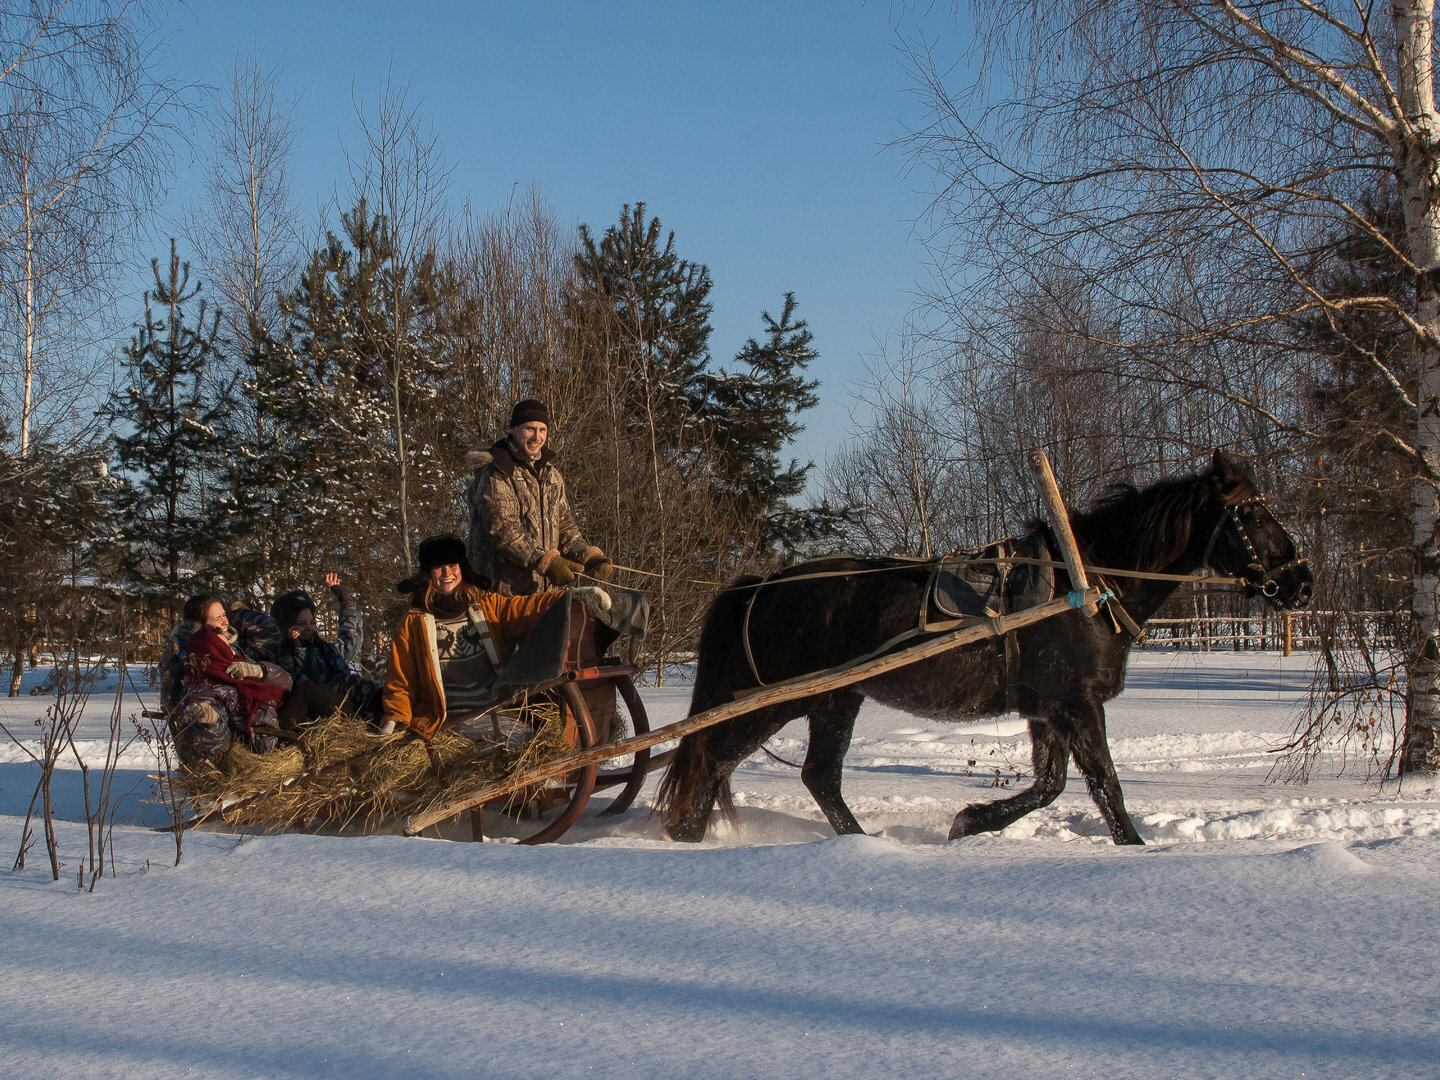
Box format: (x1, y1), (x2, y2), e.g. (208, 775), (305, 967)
(403, 584), (1106, 836)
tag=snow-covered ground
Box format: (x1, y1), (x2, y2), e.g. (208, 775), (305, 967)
(2, 651), (1437, 1079)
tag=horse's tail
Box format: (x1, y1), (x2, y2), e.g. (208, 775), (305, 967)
(655, 575), (761, 835)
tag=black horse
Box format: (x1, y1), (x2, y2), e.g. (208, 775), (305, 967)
(657, 451), (1314, 845)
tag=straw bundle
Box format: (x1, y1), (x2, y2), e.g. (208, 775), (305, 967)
(173, 700), (573, 833)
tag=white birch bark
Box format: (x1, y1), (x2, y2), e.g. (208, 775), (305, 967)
(1395, 0), (1440, 770)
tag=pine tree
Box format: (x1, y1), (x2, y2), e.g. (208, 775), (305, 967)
(105, 242), (223, 608)
(566, 204), (726, 674)
(200, 313), (313, 603)
(574, 202), (714, 444)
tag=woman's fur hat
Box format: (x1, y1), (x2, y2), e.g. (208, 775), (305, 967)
(395, 534), (490, 595)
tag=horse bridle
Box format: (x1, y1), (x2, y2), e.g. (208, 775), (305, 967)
(1200, 494), (1309, 598)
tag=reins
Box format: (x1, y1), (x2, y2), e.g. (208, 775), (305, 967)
(594, 555), (1247, 592)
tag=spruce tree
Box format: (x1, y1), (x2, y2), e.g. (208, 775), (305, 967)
(105, 242), (223, 608)
(247, 200), (453, 585)
(704, 292), (847, 553)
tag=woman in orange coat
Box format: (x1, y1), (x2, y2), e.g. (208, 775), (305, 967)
(381, 534), (608, 739)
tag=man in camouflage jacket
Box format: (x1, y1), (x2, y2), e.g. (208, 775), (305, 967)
(465, 398), (613, 595)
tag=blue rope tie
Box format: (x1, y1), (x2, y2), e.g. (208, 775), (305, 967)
(1068, 588), (1115, 608)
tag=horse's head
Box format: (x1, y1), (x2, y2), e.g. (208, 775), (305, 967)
(1203, 450), (1314, 610)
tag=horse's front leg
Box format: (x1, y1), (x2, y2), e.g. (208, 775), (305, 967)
(800, 690), (865, 835)
(665, 770), (730, 843)
(1067, 700), (1144, 845)
(666, 710), (791, 842)
(948, 719), (1068, 840)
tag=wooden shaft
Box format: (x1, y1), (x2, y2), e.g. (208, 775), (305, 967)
(1029, 449), (1097, 617)
(403, 586), (1104, 835)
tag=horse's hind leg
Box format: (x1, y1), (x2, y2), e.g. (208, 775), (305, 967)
(1068, 701), (1144, 845)
(801, 690), (865, 835)
(948, 719), (1068, 840)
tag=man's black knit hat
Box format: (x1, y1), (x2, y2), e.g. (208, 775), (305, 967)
(508, 398), (550, 428)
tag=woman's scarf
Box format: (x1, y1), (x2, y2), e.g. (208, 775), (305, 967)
(425, 591), (469, 619)
(183, 625), (285, 731)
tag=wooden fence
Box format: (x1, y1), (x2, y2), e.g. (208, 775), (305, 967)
(1137, 610), (1402, 654)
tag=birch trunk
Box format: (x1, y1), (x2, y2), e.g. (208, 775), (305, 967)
(1396, 0), (1440, 771)
(20, 172), (35, 457)
(391, 327), (412, 576)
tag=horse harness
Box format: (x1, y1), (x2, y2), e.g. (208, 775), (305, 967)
(1201, 493), (1309, 600)
(739, 534), (1079, 711)
(929, 535), (1054, 712)
(734, 501), (1291, 705)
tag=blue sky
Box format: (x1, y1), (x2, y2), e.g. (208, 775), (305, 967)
(156, 1), (963, 470)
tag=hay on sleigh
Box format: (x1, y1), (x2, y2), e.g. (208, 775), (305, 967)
(172, 699), (572, 833)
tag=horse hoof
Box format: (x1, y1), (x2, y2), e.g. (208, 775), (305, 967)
(947, 810), (979, 841)
(664, 819), (706, 843)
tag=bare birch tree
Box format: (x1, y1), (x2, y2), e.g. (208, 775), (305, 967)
(0, 0), (179, 456)
(903, 0), (1440, 772)
(821, 333), (964, 556)
(177, 53), (303, 598)
(344, 70), (453, 574)
(180, 52), (301, 353)
(438, 187), (574, 446)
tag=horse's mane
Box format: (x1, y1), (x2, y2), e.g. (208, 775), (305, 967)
(1064, 466), (1247, 571)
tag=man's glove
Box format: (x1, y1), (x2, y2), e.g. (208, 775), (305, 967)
(583, 554), (614, 581)
(225, 661), (265, 680)
(544, 557), (584, 587)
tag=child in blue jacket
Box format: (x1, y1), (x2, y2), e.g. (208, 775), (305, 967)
(271, 572), (381, 721)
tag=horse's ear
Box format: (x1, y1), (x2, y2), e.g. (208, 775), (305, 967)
(1210, 449), (1254, 495)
